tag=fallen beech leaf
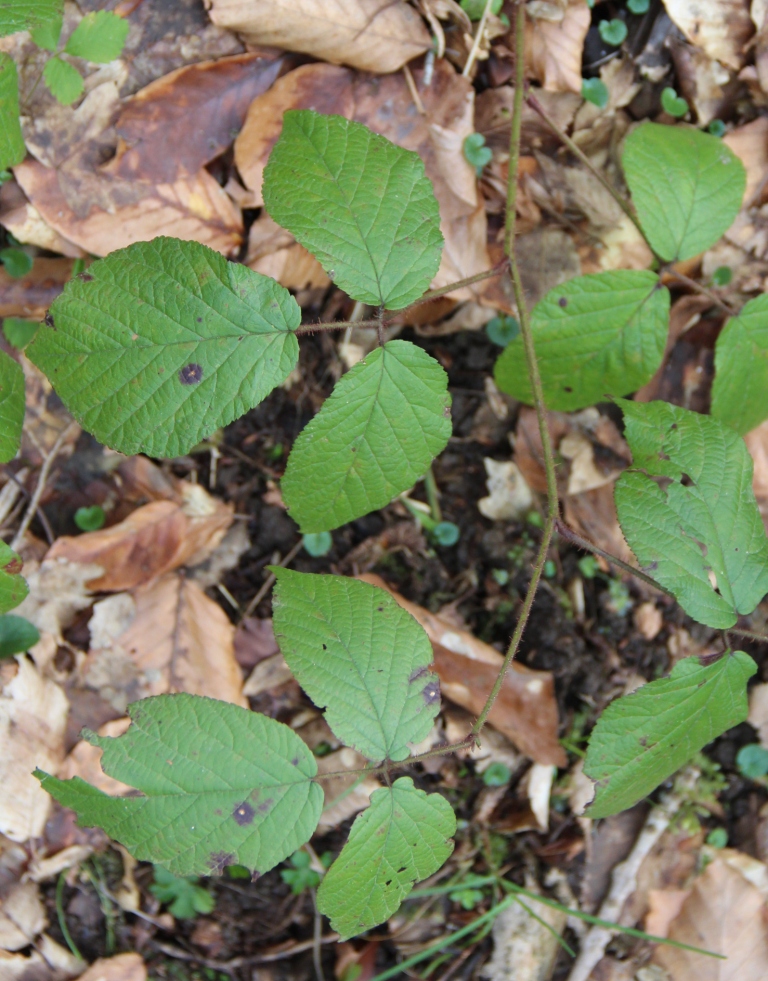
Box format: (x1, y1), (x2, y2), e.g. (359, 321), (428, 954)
(205, 0), (430, 73)
(13, 159), (243, 258)
(0, 656), (68, 842)
(245, 213), (330, 291)
(654, 857), (768, 979)
(86, 573), (246, 707)
(663, 0), (753, 71)
(0, 257), (75, 319)
(724, 116), (768, 205)
(359, 574), (565, 765)
(19, 357), (81, 466)
(236, 61), (489, 295)
(76, 954), (146, 981)
(670, 39), (733, 127)
(110, 53), (284, 183)
(526, 1), (591, 93)
(46, 487), (233, 592)
(0, 180), (85, 257)
(645, 887), (691, 938)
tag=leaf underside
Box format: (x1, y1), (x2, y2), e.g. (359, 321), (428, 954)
(27, 238), (301, 458)
(0, 541), (27, 614)
(37, 693), (323, 877)
(281, 339), (451, 533)
(623, 122), (745, 262)
(615, 400), (768, 628)
(0, 349), (24, 463)
(0, 0), (62, 38)
(262, 110), (444, 310)
(494, 271), (669, 411)
(711, 293), (768, 435)
(272, 571), (440, 762)
(0, 54), (25, 171)
(317, 777), (456, 939)
(585, 651), (755, 818)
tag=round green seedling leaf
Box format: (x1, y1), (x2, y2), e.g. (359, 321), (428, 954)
(263, 111), (443, 311)
(494, 271), (669, 411)
(0, 614), (40, 658)
(43, 56), (83, 105)
(708, 119), (726, 137)
(75, 505), (105, 531)
(0, 349), (24, 463)
(582, 77), (608, 109)
(432, 521), (459, 546)
(485, 315), (519, 347)
(0, 248), (32, 279)
(463, 133), (492, 175)
(712, 265), (732, 286)
(27, 238), (300, 459)
(302, 531), (332, 557)
(622, 122), (746, 262)
(711, 294), (768, 435)
(736, 743), (768, 779)
(482, 762), (512, 787)
(598, 19), (627, 46)
(627, 0), (649, 12)
(660, 87), (688, 117)
(460, 0), (502, 19)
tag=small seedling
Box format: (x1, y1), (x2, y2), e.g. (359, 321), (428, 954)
(463, 133), (492, 176)
(0, 614), (40, 658)
(485, 315), (520, 347)
(302, 531), (332, 557)
(482, 762), (512, 787)
(149, 866), (215, 919)
(581, 78), (608, 109)
(598, 19), (628, 46)
(0, 248), (32, 278)
(712, 265), (732, 287)
(661, 87), (688, 118)
(706, 827), (728, 848)
(280, 850), (323, 894)
(432, 521), (460, 547)
(627, 0), (650, 12)
(708, 119), (726, 137)
(736, 743), (768, 780)
(74, 506), (106, 532)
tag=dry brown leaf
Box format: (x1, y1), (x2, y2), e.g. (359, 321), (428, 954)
(13, 159), (243, 259)
(670, 39), (735, 126)
(205, 0), (430, 73)
(663, 0), (753, 71)
(46, 486), (233, 592)
(85, 573), (246, 707)
(724, 116), (768, 205)
(475, 86), (581, 154)
(315, 748), (380, 831)
(235, 60), (490, 294)
(654, 857), (768, 979)
(0, 881), (46, 953)
(645, 887), (692, 938)
(0, 656), (68, 842)
(359, 574), (566, 765)
(0, 180), (85, 257)
(109, 54), (284, 183)
(58, 719), (133, 797)
(0, 257), (74, 319)
(634, 602), (663, 640)
(526, 1), (591, 93)
(76, 954), (147, 981)
(245, 214), (330, 291)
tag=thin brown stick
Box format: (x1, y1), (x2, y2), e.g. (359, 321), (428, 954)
(728, 626), (768, 644)
(295, 318), (381, 335)
(240, 539), (303, 622)
(664, 268), (738, 317)
(11, 421), (78, 551)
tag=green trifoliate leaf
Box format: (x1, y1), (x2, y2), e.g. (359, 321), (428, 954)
(0, 542), (27, 614)
(272, 571), (440, 763)
(27, 238), (300, 458)
(37, 693), (323, 877)
(623, 122), (745, 261)
(585, 651), (755, 818)
(317, 777), (455, 939)
(263, 111), (443, 310)
(0, 349), (24, 463)
(149, 867), (214, 919)
(43, 56), (83, 105)
(0, 615), (40, 658)
(281, 340), (451, 532)
(64, 11), (129, 63)
(0, 55), (24, 172)
(29, 12), (61, 50)
(494, 271), (669, 411)
(615, 400), (768, 628)
(0, 0), (62, 37)
(711, 294), (768, 435)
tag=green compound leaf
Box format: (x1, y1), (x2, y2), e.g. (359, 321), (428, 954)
(0, 0), (62, 38)
(711, 294), (768, 435)
(64, 11), (129, 63)
(149, 867), (214, 919)
(272, 571), (440, 763)
(27, 238), (300, 458)
(263, 111), (443, 310)
(494, 271), (669, 411)
(37, 693), (323, 877)
(317, 777), (455, 939)
(43, 56), (84, 105)
(615, 400), (768, 628)
(585, 651), (755, 818)
(281, 339), (451, 533)
(0, 54), (25, 172)
(0, 541), (27, 614)
(0, 349), (24, 464)
(623, 122), (745, 262)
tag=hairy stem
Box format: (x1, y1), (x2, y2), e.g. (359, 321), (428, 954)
(472, 2), (559, 741)
(405, 259), (510, 307)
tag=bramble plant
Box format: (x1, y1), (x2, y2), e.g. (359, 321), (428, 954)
(1, 0), (767, 950)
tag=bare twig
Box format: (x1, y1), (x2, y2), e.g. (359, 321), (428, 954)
(11, 421), (77, 551)
(664, 268), (738, 317)
(463, 0), (494, 78)
(240, 538), (303, 622)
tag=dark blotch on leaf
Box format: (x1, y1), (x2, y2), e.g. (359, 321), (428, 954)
(408, 665), (428, 683)
(179, 363), (203, 385)
(422, 679), (441, 704)
(79, 273), (94, 282)
(44, 312), (54, 329)
(232, 801), (256, 826)
(699, 650), (727, 667)
(558, 297), (568, 307)
(257, 798), (273, 813)
(209, 851), (235, 874)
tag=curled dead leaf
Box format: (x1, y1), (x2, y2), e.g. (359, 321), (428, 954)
(526, 1), (591, 93)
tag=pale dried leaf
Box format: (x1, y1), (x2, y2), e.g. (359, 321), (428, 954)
(14, 558), (97, 640)
(526, 1), (591, 93)
(645, 888), (691, 938)
(315, 748), (380, 831)
(663, 0), (753, 71)
(634, 602), (664, 640)
(0, 657), (68, 842)
(28, 845), (94, 883)
(724, 116), (768, 205)
(76, 954), (146, 981)
(484, 883), (566, 981)
(242, 652), (293, 697)
(58, 719), (133, 797)
(478, 459), (534, 521)
(745, 419), (768, 532)
(205, 0), (430, 73)
(0, 882), (46, 953)
(748, 681), (768, 747)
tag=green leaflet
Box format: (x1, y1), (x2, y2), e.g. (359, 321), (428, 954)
(43, 57), (83, 105)
(0, 541), (27, 614)
(27, 238), (300, 458)
(623, 123), (745, 261)
(272, 571), (440, 763)
(0, 614), (40, 658)
(29, 13), (61, 50)
(0, 0), (62, 37)
(711, 294), (768, 435)
(281, 340), (451, 532)
(615, 400), (768, 628)
(0, 349), (24, 463)
(263, 111), (443, 310)
(0, 54), (24, 172)
(37, 694), (323, 877)
(494, 271), (669, 411)
(317, 777), (456, 939)
(585, 652), (755, 818)
(64, 11), (129, 63)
